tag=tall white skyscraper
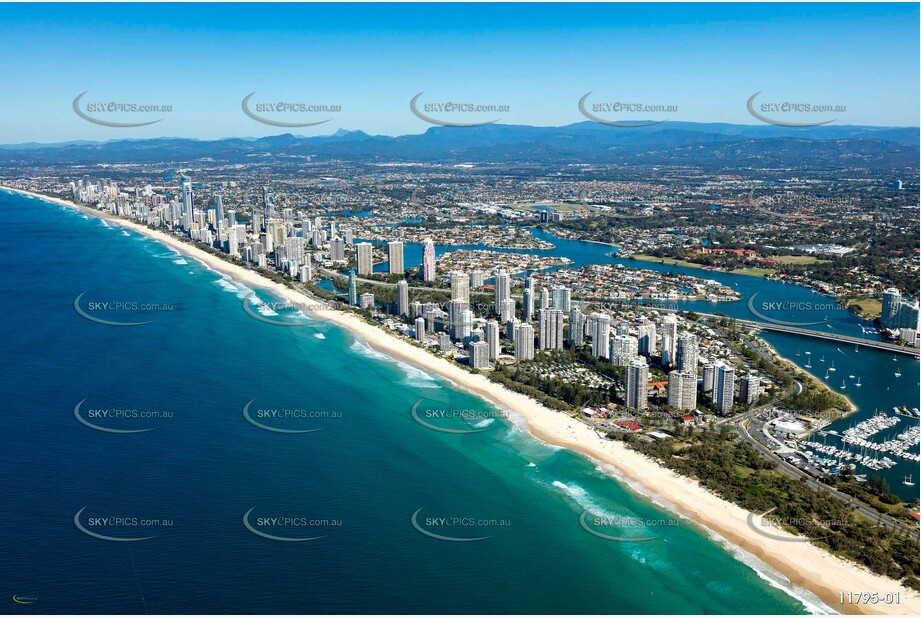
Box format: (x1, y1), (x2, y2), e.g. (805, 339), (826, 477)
(468, 341), (490, 369)
(396, 280), (410, 317)
(495, 269), (511, 309)
(414, 316), (426, 341)
(626, 357), (649, 410)
(329, 236), (345, 261)
(881, 287), (902, 328)
(458, 309), (473, 343)
(180, 174), (193, 231)
(515, 322), (535, 361)
(499, 298), (516, 323)
(675, 333), (699, 374)
(539, 287), (550, 311)
(740, 374), (761, 404)
(714, 362), (736, 414)
(568, 307), (584, 346)
(667, 370), (698, 411)
(448, 299), (469, 341)
(610, 334), (638, 366)
(551, 286), (571, 312)
(702, 361), (715, 394)
(661, 314), (678, 366)
(522, 288), (534, 322)
(590, 313), (611, 359)
(357, 242), (373, 275)
(388, 241), (404, 274)
(450, 271), (470, 303)
(347, 269), (357, 306)
(284, 236), (305, 265)
(538, 308), (564, 350)
(262, 186), (274, 218)
(212, 194), (224, 227)
(485, 319), (501, 360)
(422, 238), (436, 282)
(506, 317), (520, 341)
(637, 321), (657, 357)
(301, 253), (312, 281)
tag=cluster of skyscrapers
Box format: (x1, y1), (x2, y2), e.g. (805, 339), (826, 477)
(71, 174), (762, 418)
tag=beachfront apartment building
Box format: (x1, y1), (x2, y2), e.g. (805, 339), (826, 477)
(667, 370), (698, 411)
(539, 308), (564, 350)
(485, 319), (501, 360)
(610, 334), (639, 367)
(396, 280), (410, 316)
(469, 341), (490, 369)
(626, 356), (649, 410)
(590, 313), (611, 359)
(714, 362), (736, 414)
(515, 323), (535, 361)
(568, 307), (584, 346)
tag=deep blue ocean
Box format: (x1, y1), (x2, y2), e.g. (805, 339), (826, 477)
(0, 189), (864, 614)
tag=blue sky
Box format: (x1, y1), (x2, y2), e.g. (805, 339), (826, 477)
(0, 2), (917, 143)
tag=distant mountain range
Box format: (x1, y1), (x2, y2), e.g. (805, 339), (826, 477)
(1, 122), (917, 168)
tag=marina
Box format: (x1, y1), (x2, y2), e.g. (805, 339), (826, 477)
(799, 412), (920, 474)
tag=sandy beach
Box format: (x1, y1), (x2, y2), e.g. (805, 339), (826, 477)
(4, 186), (918, 615)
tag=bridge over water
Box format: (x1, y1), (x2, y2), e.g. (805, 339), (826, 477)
(734, 319), (917, 357)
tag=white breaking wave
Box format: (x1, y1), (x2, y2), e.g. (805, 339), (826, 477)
(314, 333), (326, 339)
(256, 303), (278, 317)
(349, 339), (389, 360)
(172, 258), (188, 265)
(589, 462), (833, 614)
(213, 278), (238, 293)
(348, 340), (441, 389)
(549, 480), (617, 519)
(396, 360), (440, 388)
(699, 526), (833, 615)
(472, 418), (494, 429)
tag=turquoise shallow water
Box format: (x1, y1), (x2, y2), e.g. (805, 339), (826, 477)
(0, 190), (824, 613)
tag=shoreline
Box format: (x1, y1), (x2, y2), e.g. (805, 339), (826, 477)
(4, 186), (918, 615)
(758, 338), (859, 417)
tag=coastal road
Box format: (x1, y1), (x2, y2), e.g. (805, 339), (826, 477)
(733, 414), (919, 541)
(708, 326), (918, 540)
